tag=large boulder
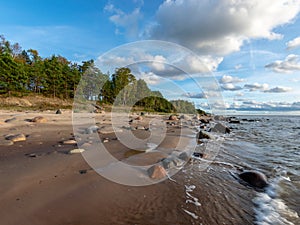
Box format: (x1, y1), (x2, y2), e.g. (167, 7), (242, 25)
(239, 171), (268, 189)
(211, 123), (230, 134)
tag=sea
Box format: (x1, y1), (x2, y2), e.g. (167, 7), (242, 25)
(180, 115), (300, 225)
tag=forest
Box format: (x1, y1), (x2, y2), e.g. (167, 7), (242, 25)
(0, 35), (198, 113)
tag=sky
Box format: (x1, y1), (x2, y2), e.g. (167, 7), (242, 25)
(1, 0), (300, 114)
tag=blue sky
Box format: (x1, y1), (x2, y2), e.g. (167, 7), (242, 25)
(1, 0), (300, 114)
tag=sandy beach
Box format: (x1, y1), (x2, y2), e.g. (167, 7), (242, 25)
(0, 110), (199, 225)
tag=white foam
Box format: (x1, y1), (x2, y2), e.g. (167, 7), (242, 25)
(183, 209), (199, 219)
(253, 178), (299, 225)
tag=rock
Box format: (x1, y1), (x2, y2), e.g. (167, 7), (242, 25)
(98, 126), (123, 134)
(169, 115), (178, 121)
(69, 149), (85, 154)
(5, 134), (26, 142)
(238, 171), (268, 189)
(136, 126), (145, 130)
(211, 123), (230, 134)
(148, 164), (167, 179)
(197, 131), (212, 139)
(193, 152), (208, 159)
(63, 140), (77, 145)
(31, 116), (47, 123)
(85, 125), (99, 134)
(0, 140), (14, 146)
(179, 152), (190, 161)
(56, 109), (62, 114)
(162, 158), (175, 169)
(5, 117), (17, 123)
(229, 118), (240, 124)
(200, 118), (210, 124)
(135, 116), (143, 121)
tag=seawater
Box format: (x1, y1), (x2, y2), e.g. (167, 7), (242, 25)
(184, 116), (300, 225)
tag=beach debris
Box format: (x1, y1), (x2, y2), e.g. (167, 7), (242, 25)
(169, 115), (178, 121)
(63, 139), (77, 145)
(4, 117), (17, 123)
(238, 170), (269, 189)
(30, 116), (47, 123)
(148, 164), (167, 179)
(0, 139), (14, 146)
(210, 123), (230, 134)
(5, 134), (26, 142)
(69, 149), (85, 154)
(56, 109), (62, 114)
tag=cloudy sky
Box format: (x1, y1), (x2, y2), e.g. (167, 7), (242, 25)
(1, 0), (300, 114)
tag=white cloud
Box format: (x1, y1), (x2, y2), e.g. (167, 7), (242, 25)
(219, 75), (245, 84)
(228, 101), (300, 111)
(264, 86), (292, 93)
(221, 83), (243, 91)
(182, 92), (207, 99)
(104, 4), (142, 38)
(148, 0), (300, 55)
(244, 83), (269, 91)
(265, 54), (300, 73)
(286, 37), (300, 50)
(235, 64), (242, 70)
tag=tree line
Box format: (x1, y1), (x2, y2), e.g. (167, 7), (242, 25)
(0, 35), (197, 113)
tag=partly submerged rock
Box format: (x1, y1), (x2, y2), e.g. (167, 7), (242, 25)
(197, 131), (212, 139)
(148, 164), (167, 179)
(5, 134), (26, 142)
(238, 170), (268, 189)
(211, 123), (230, 134)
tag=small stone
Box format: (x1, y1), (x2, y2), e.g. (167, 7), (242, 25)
(5, 117), (17, 123)
(148, 164), (167, 179)
(69, 149), (85, 154)
(79, 169), (87, 174)
(31, 116), (47, 123)
(169, 115), (178, 120)
(135, 116), (143, 121)
(63, 140), (77, 145)
(179, 152), (190, 161)
(56, 109), (62, 114)
(5, 134), (26, 142)
(103, 139), (109, 143)
(136, 126), (145, 130)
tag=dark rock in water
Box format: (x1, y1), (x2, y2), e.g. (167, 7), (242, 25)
(197, 131), (212, 139)
(239, 171), (268, 189)
(229, 118), (240, 124)
(193, 152), (207, 158)
(211, 123), (230, 134)
(56, 109), (62, 114)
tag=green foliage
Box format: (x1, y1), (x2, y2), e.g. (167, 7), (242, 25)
(170, 100), (197, 114)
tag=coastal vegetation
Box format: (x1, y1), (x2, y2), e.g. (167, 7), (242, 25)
(0, 35), (199, 113)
